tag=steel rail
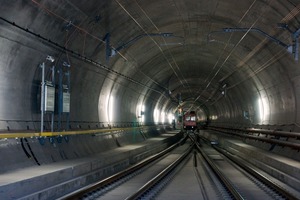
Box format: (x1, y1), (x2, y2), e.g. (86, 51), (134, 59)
(214, 145), (298, 200)
(190, 135), (244, 200)
(209, 125), (300, 138)
(209, 126), (300, 150)
(125, 143), (194, 200)
(60, 133), (186, 200)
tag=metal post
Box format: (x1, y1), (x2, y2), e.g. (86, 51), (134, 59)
(40, 62), (45, 133)
(66, 71), (70, 130)
(293, 28), (300, 62)
(294, 35), (299, 62)
(50, 66), (55, 132)
(58, 67), (63, 131)
(105, 32), (111, 62)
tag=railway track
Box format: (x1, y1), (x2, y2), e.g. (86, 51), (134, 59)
(190, 134), (299, 200)
(60, 132), (299, 200)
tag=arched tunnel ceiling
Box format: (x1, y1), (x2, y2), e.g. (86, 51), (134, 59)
(1, 0), (300, 124)
(104, 0), (300, 111)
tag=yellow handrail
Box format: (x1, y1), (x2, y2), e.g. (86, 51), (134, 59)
(0, 126), (143, 139)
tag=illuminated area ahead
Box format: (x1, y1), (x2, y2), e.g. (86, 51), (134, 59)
(0, 1), (298, 135)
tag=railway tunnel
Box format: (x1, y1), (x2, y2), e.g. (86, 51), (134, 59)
(1, 0), (300, 199)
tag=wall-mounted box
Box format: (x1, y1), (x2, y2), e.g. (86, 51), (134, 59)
(45, 85), (55, 112)
(63, 92), (70, 113)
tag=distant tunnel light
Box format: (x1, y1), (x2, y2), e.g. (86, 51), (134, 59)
(141, 105), (145, 122)
(154, 109), (159, 123)
(108, 96), (114, 123)
(211, 115), (218, 120)
(168, 113), (174, 124)
(105, 95), (109, 122)
(257, 97), (269, 123)
(161, 112), (165, 124)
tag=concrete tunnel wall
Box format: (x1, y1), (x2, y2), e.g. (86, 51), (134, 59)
(0, 12), (162, 129)
(1, 1), (299, 130)
(0, 126), (167, 174)
(1, 0), (300, 173)
(209, 62), (297, 127)
(0, 1), (164, 175)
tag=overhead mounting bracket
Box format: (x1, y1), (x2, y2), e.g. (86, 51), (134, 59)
(104, 32), (175, 62)
(222, 28), (289, 48)
(209, 27), (300, 61)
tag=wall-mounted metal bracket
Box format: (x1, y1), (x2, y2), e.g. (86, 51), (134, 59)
(292, 28), (300, 61)
(104, 32), (175, 62)
(209, 27), (300, 61)
(274, 24), (300, 62)
(63, 21), (74, 32)
(103, 33), (111, 62)
(222, 28), (289, 48)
